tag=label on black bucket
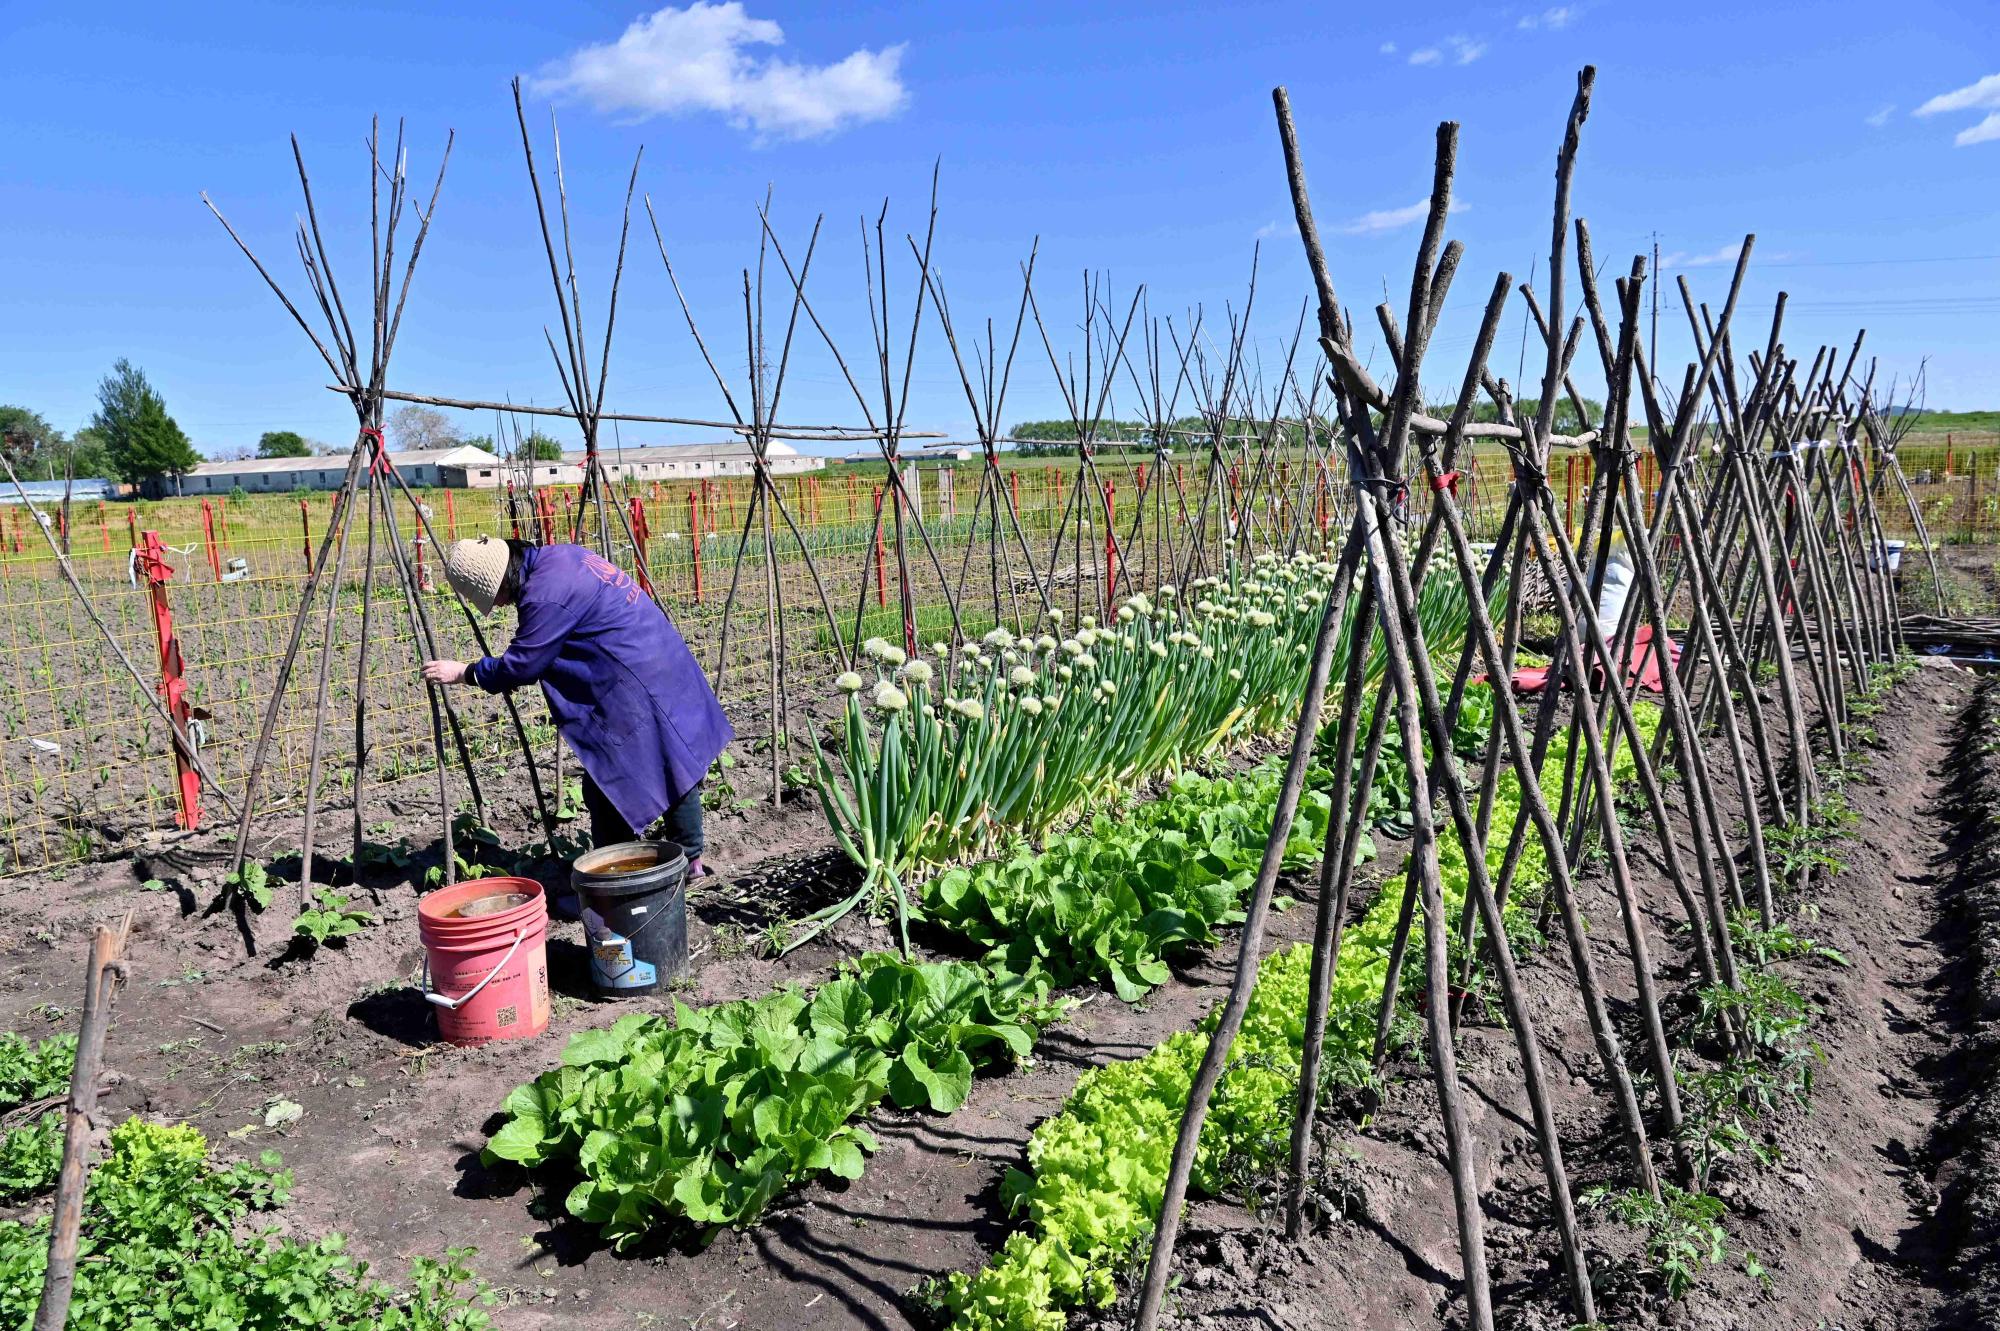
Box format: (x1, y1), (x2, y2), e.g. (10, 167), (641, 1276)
(582, 907), (657, 990)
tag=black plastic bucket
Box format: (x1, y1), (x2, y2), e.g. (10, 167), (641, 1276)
(571, 839), (689, 997)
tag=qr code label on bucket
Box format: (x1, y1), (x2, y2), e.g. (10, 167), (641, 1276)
(495, 1005), (517, 1029)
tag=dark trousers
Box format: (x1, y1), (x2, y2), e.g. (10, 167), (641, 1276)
(581, 771), (705, 860)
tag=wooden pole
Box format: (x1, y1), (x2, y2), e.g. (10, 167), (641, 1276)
(33, 913), (134, 1331)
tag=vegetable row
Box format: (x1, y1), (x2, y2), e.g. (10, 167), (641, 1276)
(801, 551), (1496, 949)
(937, 706), (1655, 1330)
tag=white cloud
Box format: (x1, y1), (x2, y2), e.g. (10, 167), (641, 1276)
(1915, 72), (2000, 117)
(1660, 243), (1742, 269)
(1408, 46), (1441, 66)
(1960, 112), (2000, 146)
(1254, 219), (1286, 239)
(1446, 34), (1487, 64)
(1518, 7), (1574, 30)
(1865, 104), (1895, 128)
(532, 3), (908, 141)
(1914, 72), (2000, 146)
(1379, 40), (1398, 55)
(1340, 196), (1469, 236)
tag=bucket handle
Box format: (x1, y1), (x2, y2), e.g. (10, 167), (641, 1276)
(423, 928), (526, 1011)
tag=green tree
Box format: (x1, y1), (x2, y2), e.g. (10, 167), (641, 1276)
(256, 429), (310, 458)
(517, 431), (564, 462)
(0, 406), (65, 478)
(68, 427), (114, 480)
(91, 360), (199, 492)
(1470, 397), (1601, 436)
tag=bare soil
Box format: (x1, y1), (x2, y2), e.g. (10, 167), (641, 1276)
(0, 663), (1994, 1331)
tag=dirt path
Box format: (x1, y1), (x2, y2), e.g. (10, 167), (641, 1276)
(1666, 661), (1968, 1330)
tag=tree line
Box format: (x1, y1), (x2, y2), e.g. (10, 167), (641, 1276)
(0, 367), (562, 496)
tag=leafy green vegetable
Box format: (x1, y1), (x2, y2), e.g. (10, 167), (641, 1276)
(486, 955), (1059, 1245)
(224, 860), (273, 911)
(0, 1119), (493, 1329)
(925, 762), (1341, 1000)
(0, 1113), (62, 1202)
(293, 891), (376, 946)
(0, 1030), (75, 1108)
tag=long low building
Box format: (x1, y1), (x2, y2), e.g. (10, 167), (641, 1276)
(171, 446), (504, 496)
(171, 440), (829, 496)
(439, 441), (826, 489)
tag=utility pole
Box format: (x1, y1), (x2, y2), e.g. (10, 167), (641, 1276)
(1650, 232), (1661, 373)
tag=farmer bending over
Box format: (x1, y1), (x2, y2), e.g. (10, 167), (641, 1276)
(422, 537), (732, 876)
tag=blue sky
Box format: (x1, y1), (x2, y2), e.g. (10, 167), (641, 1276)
(4, 1), (1997, 457)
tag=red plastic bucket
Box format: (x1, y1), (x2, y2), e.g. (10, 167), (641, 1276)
(417, 876), (551, 1046)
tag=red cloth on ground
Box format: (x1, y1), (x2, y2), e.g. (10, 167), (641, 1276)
(1509, 624), (1679, 694)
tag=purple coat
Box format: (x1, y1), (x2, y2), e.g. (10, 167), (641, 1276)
(467, 544), (732, 833)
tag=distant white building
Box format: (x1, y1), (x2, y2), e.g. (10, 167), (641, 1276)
(0, 478), (117, 506)
(176, 446), (504, 496)
(438, 440), (826, 489)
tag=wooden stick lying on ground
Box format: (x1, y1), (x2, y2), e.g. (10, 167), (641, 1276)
(33, 912), (134, 1331)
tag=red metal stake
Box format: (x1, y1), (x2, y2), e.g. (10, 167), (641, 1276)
(98, 502), (110, 553)
(137, 531), (200, 831)
(873, 486), (888, 609)
(1103, 480), (1118, 615)
(444, 488), (458, 542)
(198, 500), (220, 579)
(629, 496), (653, 595)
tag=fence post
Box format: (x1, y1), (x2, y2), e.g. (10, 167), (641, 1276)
(1970, 461), (1981, 543)
(98, 502), (109, 553)
(1564, 456), (1578, 538)
(690, 489), (704, 603)
(444, 488), (458, 542)
(298, 499), (311, 572)
(137, 531), (201, 831)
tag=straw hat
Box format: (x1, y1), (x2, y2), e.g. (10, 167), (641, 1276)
(445, 537), (511, 615)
